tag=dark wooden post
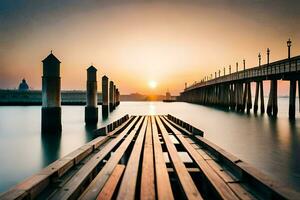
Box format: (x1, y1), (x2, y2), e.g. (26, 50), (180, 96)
(102, 75), (109, 117)
(109, 81), (114, 112)
(41, 52), (62, 133)
(85, 66), (98, 124)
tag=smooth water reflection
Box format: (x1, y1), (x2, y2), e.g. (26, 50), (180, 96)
(0, 100), (300, 192)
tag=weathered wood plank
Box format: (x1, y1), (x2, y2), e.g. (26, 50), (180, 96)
(156, 116), (203, 200)
(116, 117), (148, 200)
(161, 117), (239, 200)
(151, 116), (174, 200)
(140, 117), (156, 200)
(78, 117), (145, 200)
(96, 164), (125, 200)
(49, 116), (140, 200)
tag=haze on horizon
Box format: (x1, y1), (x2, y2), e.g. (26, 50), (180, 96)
(0, 0), (300, 95)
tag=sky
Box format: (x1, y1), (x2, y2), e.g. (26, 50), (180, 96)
(0, 0), (300, 95)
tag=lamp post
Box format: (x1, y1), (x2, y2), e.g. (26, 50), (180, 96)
(218, 70), (221, 77)
(224, 67), (225, 76)
(236, 62), (238, 72)
(267, 48), (270, 74)
(287, 38), (292, 59)
(229, 65), (231, 74)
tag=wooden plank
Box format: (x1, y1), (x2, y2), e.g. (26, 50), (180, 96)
(151, 116), (174, 200)
(49, 116), (140, 200)
(206, 159), (236, 183)
(161, 117), (239, 200)
(96, 164), (125, 200)
(78, 117), (145, 200)
(140, 117), (155, 200)
(228, 183), (255, 200)
(117, 117), (148, 200)
(156, 116), (203, 200)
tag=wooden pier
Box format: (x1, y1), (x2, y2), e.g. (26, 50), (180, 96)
(1, 115), (299, 200)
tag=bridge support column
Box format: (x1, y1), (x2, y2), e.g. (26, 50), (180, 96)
(267, 80), (278, 117)
(102, 75), (109, 118)
(237, 83), (243, 112)
(247, 82), (252, 114)
(289, 79), (297, 119)
(260, 81), (265, 114)
(254, 82), (259, 113)
(85, 66), (98, 124)
(41, 53), (62, 133)
(242, 83), (247, 112)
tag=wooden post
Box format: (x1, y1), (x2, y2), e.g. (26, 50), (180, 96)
(85, 66), (98, 124)
(102, 76), (109, 118)
(254, 82), (259, 113)
(41, 53), (62, 133)
(260, 81), (265, 114)
(109, 81), (114, 112)
(289, 79), (296, 119)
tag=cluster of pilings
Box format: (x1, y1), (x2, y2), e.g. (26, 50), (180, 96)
(180, 39), (300, 119)
(41, 52), (120, 133)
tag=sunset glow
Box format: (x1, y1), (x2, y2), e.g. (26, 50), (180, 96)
(0, 1), (299, 95)
(148, 80), (157, 89)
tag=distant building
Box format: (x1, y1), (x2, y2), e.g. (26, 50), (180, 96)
(18, 79), (29, 91)
(166, 90), (171, 100)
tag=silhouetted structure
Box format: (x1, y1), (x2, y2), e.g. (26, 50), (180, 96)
(18, 79), (29, 91)
(85, 65), (98, 124)
(109, 81), (114, 112)
(102, 75), (109, 118)
(180, 39), (300, 119)
(41, 52), (62, 132)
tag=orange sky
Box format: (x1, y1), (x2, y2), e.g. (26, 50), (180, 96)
(0, 1), (299, 95)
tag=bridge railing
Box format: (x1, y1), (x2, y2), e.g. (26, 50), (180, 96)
(185, 55), (300, 91)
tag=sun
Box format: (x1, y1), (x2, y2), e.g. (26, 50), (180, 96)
(148, 80), (157, 89)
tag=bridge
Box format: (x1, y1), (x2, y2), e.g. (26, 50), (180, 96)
(179, 40), (300, 119)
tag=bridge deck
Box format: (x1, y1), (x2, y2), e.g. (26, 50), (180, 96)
(185, 55), (300, 91)
(1, 115), (299, 200)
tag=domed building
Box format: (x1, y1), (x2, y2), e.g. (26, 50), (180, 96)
(18, 79), (29, 91)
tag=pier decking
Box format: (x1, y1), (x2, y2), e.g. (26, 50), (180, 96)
(1, 115), (299, 200)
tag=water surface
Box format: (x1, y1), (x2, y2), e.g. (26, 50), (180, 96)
(0, 100), (299, 192)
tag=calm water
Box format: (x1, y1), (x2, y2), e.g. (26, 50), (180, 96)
(0, 100), (300, 193)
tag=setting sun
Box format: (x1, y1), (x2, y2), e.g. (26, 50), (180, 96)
(148, 80), (157, 89)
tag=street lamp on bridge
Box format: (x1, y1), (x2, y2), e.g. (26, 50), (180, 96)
(224, 67), (225, 76)
(236, 62), (238, 72)
(287, 38), (292, 59)
(218, 70), (221, 77)
(229, 65), (231, 74)
(267, 48), (270, 65)
(258, 53), (261, 67)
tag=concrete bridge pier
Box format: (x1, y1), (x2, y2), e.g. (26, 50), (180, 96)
(109, 81), (114, 112)
(246, 82), (252, 114)
(41, 53), (62, 133)
(236, 83), (244, 112)
(254, 82), (259, 113)
(242, 83), (247, 112)
(230, 84), (235, 110)
(102, 76), (109, 118)
(267, 80), (278, 116)
(85, 66), (98, 124)
(260, 81), (265, 114)
(289, 79), (297, 119)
